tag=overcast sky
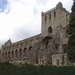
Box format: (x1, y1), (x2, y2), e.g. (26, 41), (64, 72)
(0, 0), (73, 48)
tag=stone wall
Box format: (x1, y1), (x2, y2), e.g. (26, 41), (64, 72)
(1, 34), (41, 62)
(52, 53), (68, 66)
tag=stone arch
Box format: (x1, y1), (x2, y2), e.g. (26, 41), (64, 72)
(42, 36), (53, 45)
(11, 50), (14, 58)
(15, 49), (18, 58)
(23, 47), (27, 57)
(2, 52), (4, 59)
(8, 51), (10, 59)
(48, 26), (52, 33)
(41, 36), (53, 48)
(5, 52), (7, 59)
(19, 48), (22, 58)
(29, 46), (32, 52)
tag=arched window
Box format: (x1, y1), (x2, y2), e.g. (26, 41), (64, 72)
(45, 15), (47, 22)
(19, 49), (22, 58)
(8, 51), (10, 59)
(15, 50), (18, 58)
(49, 14), (51, 21)
(54, 12), (56, 18)
(11, 51), (14, 58)
(2, 53), (4, 59)
(5, 52), (7, 59)
(48, 26), (52, 33)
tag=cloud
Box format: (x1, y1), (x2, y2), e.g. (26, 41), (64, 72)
(0, 0), (73, 48)
(36, 0), (50, 5)
(0, 0), (8, 12)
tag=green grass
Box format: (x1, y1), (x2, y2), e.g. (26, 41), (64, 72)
(0, 62), (75, 75)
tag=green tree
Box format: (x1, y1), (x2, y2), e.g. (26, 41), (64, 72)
(66, 0), (75, 62)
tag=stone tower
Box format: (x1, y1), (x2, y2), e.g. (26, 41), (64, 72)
(40, 2), (70, 65)
(41, 2), (70, 37)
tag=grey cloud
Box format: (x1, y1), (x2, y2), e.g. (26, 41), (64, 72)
(14, 28), (31, 40)
(11, 23), (41, 43)
(36, 0), (50, 5)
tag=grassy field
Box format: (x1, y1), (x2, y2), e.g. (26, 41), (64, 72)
(0, 62), (75, 75)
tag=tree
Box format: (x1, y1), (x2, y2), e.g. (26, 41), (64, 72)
(66, 0), (75, 62)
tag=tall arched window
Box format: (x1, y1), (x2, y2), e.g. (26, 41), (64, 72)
(45, 15), (47, 22)
(48, 26), (52, 33)
(15, 50), (18, 58)
(5, 52), (7, 59)
(54, 12), (56, 18)
(8, 51), (10, 59)
(49, 14), (51, 21)
(11, 51), (14, 58)
(2, 53), (4, 59)
(19, 49), (22, 58)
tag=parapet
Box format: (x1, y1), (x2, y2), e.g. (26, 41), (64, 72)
(41, 2), (63, 15)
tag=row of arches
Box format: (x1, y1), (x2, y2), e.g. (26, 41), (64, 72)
(2, 46), (32, 62)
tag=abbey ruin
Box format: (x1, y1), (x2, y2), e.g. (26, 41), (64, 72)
(1, 2), (70, 66)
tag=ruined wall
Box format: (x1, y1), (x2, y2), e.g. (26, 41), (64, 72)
(1, 2), (70, 66)
(52, 53), (68, 66)
(1, 34), (41, 62)
(25, 28), (68, 65)
(26, 36), (57, 64)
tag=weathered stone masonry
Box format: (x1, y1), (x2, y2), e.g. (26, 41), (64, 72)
(1, 2), (70, 66)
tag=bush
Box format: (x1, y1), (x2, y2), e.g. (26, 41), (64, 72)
(0, 63), (75, 75)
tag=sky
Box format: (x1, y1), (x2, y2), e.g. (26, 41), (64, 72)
(0, 0), (73, 48)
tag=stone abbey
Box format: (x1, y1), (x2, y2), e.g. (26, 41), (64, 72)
(1, 2), (70, 66)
